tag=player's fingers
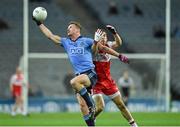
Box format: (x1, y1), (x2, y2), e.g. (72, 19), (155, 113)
(125, 58), (130, 64)
(97, 29), (101, 33)
(95, 29), (99, 36)
(96, 29), (102, 35)
(99, 29), (103, 35)
(99, 30), (102, 35)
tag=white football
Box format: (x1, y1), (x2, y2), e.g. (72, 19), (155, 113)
(33, 7), (47, 21)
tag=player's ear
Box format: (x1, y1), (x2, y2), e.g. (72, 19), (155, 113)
(77, 28), (80, 33)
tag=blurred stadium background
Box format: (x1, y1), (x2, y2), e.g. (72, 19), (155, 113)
(0, 0), (180, 126)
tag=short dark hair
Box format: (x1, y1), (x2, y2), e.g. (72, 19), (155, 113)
(101, 29), (107, 34)
(68, 21), (82, 30)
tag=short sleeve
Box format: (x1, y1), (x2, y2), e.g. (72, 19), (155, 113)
(60, 37), (67, 47)
(85, 38), (94, 47)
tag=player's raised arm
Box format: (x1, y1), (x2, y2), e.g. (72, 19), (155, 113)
(33, 17), (61, 45)
(93, 29), (119, 56)
(106, 25), (122, 49)
(92, 29), (103, 54)
(98, 42), (129, 64)
(94, 29), (129, 64)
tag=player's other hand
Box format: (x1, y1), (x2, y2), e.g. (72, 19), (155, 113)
(118, 54), (129, 64)
(94, 29), (103, 42)
(32, 16), (42, 26)
(106, 25), (117, 34)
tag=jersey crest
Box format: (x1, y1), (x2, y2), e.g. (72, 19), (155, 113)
(70, 47), (84, 55)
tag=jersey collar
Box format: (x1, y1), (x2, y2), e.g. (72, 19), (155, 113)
(69, 35), (83, 42)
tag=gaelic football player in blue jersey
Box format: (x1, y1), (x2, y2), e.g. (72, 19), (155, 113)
(33, 18), (126, 126)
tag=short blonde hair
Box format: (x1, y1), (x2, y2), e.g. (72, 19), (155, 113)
(68, 21), (82, 30)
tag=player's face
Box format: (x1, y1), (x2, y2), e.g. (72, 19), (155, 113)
(16, 68), (22, 75)
(67, 24), (79, 36)
(100, 32), (108, 45)
(123, 71), (129, 79)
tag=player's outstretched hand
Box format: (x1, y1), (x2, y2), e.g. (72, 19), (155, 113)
(94, 29), (104, 42)
(118, 54), (129, 64)
(32, 16), (42, 26)
(106, 25), (117, 34)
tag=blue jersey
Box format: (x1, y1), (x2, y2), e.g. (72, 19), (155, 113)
(61, 36), (95, 74)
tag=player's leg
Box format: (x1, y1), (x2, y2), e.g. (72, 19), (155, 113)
(11, 89), (20, 116)
(76, 93), (95, 126)
(103, 80), (138, 127)
(17, 87), (24, 115)
(111, 93), (138, 127)
(19, 96), (25, 115)
(11, 96), (18, 116)
(92, 94), (105, 117)
(71, 72), (97, 119)
(122, 87), (129, 106)
(71, 74), (94, 108)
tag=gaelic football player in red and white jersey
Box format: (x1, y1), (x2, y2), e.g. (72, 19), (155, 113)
(77, 25), (138, 127)
(10, 67), (25, 116)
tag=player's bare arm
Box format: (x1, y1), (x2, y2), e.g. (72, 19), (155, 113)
(91, 41), (99, 54)
(9, 77), (13, 92)
(106, 25), (122, 49)
(39, 24), (61, 44)
(93, 35), (129, 63)
(33, 17), (61, 45)
(97, 42), (120, 57)
(112, 33), (122, 48)
(93, 29), (129, 64)
(92, 40), (119, 57)
(10, 84), (13, 93)
(93, 29), (120, 57)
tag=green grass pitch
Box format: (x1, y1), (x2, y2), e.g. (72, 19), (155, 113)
(0, 112), (180, 126)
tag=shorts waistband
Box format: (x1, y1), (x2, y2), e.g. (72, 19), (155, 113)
(76, 69), (94, 76)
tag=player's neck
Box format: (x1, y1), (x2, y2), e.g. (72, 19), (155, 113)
(70, 33), (81, 42)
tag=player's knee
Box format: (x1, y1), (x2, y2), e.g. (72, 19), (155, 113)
(96, 104), (104, 113)
(70, 79), (74, 86)
(97, 106), (104, 113)
(70, 79), (77, 88)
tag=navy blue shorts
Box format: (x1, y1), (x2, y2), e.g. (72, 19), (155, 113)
(76, 69), (97, 93)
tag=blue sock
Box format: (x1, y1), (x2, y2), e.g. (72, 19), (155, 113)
(79, 87), (94, 108)
(84, 114), (95, 126)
